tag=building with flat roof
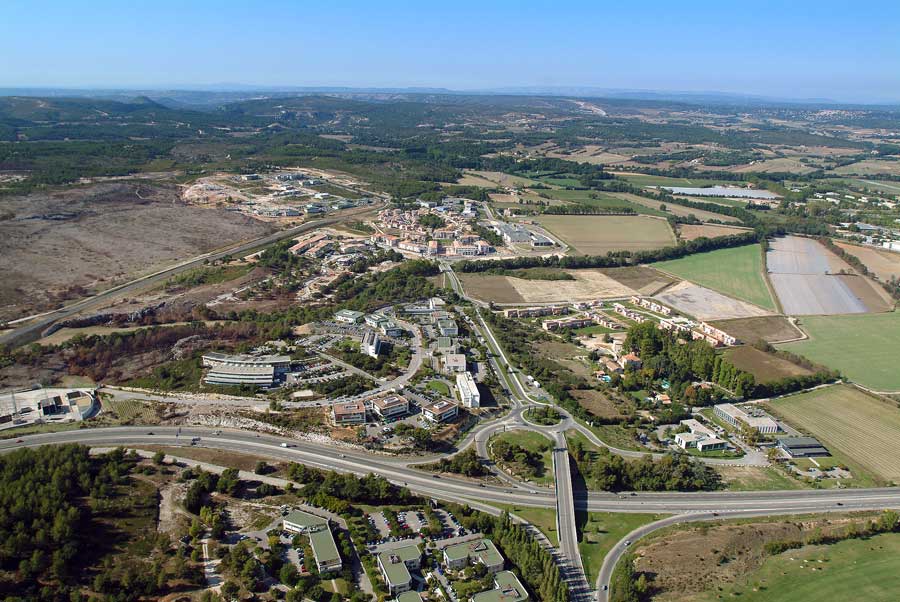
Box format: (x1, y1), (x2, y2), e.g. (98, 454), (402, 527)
(443, 538), (504, 573)
(777, 436), (830, 458)
(282, 510), (342, 573)
(396, 592), (424, 602)
(471, 570), (529, 602)
(371, 394), (409, 420)
(456, 371), (481, 408)
(377, 545), (421, 595)
(714, 403), (779, 434)
(421, 399), (459, 423)
(442, 353), (467, 374)
(0, 387), (98, 427)
(334, 309), (365, 324)
(435, 337), (459, 353)
(362, 330), (382, 358)
(332, 401), (366, 425)
(204, 364), (276, 387)
(437, 318), (459, 336)
(202, 352), (290, 370)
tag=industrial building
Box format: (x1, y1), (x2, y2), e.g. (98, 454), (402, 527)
(456, 371), (481, 408)
(0, 387), (98, 428)
(714, 403), (779, 434)
(282, 510), (343, 573)
(777, 436), (831, 458)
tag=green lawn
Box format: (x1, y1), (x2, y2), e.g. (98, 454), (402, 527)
(778, 312), (900, 392)
(489, 430), (554, 486)
(694, 532), (900, 602)
(491, 503), (559, 546)
(427, 380), (451, 396)
(578, 512), (667, 586)
(654, 243), (776, 310)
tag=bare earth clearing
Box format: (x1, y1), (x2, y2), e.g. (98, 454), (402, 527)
(708, 316), (804, 344)
(0, 182), (274, 322)
(654, 281), (773, 321)
(834, 241), (900, 282)
(723, 346), (813, 383)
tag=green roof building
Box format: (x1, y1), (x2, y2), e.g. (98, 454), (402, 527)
(443, 538), (504, 573)
(470, 571), (529, 602)
(282, 510), (342, 574)
(377, 544), (421, 595)
(396, 592), (424, 602)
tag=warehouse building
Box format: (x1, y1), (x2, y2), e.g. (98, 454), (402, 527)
(777, 436), (830, 458)
(714, 403), (779, 434)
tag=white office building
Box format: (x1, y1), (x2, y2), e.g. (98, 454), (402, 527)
(456, 371), (480, 408)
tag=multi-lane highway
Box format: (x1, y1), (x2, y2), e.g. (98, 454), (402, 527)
(5, 261), (900, 601)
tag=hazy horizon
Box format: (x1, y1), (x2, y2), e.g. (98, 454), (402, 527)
(2, 0), (899, 104)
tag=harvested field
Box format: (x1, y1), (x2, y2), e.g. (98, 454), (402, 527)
(655, 244), (776, 311)
(0, 182), (274, 322)
(534, 215), (675, 255)
(505, 270), (635, 303)
(458, 170), (539, 188)
(766, 236), (887, 315)
(572, 389), (626, 419)
(723, 346), (813, 383)
(708, 316), (804, 344)
(677, 223), (752, 241)
(612, 193), (742, 223)
(455, 273), (525, 304)
(602, 266), (676, 296)
(834, 241), (900, 282)
(766, 385), (900, 483)
(778, 312), (900, 391)
(833, 159), (900, 176)
(654, 281), (773, 321)
(458, 269), (639, 304)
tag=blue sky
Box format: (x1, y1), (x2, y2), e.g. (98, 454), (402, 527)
(2, 0), (899, 102)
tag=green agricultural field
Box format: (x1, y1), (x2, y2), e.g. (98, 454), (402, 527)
(693, 532), (900, 602)
(765, 385), (900, 485)
(778, 312), (900, 392)
(578, 512), (667, 585)
(654, 243), (776, 310)
(539, 188), (668, 217)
